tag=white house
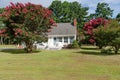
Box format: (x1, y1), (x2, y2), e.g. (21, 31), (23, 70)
(47, 19), (77, 49)
(21, 20), (77, 50)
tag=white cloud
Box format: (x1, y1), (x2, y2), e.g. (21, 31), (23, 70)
(102, 0), (120, 4)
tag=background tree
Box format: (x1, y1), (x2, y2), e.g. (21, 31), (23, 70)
(87, 13), (96, 21)
(71, 40), (79, 49)
(93, 25), (117, 49)
(48, 0), (62, 22)
(94, 20), (120, 53)
(116, 13), (120, 22)
(0, 2), (55, 53)
(49, 0), (88, 30)
(95, 2), (113, 19)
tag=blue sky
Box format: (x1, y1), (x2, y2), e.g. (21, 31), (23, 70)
(0, 0), (120, 17)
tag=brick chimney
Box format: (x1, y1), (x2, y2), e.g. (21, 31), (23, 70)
(73, 19), (77, 40)
(74, 19), (77, 27)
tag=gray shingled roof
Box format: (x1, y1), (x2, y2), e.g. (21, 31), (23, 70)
(48, 23), (76, 36)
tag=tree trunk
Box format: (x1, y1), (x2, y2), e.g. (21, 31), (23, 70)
(114, 48), (118, 54)
(115, 50), (118, 54)
(114, 45), (119, 54)
(25, 41), (33, 53)
(99, 45), (103, 49)
(0, 37), (3, 45)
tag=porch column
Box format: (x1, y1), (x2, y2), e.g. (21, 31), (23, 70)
(68, 37), (70, 44)
(62, 37), (64, 44)
(74, 34), (76, 40)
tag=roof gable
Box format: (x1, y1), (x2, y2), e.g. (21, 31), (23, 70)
(48, 23), (76, 36)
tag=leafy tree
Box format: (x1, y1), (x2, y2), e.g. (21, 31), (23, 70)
(72, 40), (79, 49)
(111, 37), (120, 54)
(0, 2), (55, 53)
(87, 13), (96, 21)
(94, 25), (117, 49)
(49, 0), (89, 30)
(95, 2), (113, 19)
(93, 27), (107, 49)
(116, 13), (120, 22)
(0, 8), (4, 14)
(48, 0), (62, 22)
(0, 8), (5, 44)
(107, 20), (120, 54)
(94, 20), (120, 53)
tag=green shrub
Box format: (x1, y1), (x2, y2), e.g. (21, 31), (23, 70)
(111, 37), (120, 54)
(72, 40), (79, 49)
(101, 48), (112, 54)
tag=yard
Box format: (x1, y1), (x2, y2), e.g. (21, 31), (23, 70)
(0, 45), (120, 80)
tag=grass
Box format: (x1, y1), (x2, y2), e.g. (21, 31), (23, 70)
(0, 45), (16, 48)
(0, 45), (120, 80)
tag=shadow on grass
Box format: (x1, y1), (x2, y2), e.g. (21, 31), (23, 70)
(81, 47), (99, 50)
(1, 48), (40, 54)
(76, 50), (120, 56)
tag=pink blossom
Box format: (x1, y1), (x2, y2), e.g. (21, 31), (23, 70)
(22, 8), (28, 13)
(49, 18), (55, 25)
(89, 39), (95, 43)
(30, 17), (35, 20)
(10, 2), (16, 9)
(0, 14), (2, 17)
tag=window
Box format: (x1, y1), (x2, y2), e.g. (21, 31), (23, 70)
(70, 36), (74, 43)
(54, 37), (56, 41)
(64, 37), (68, 43)
(58, 37), (62, 42)
(54, 37), (57, 45)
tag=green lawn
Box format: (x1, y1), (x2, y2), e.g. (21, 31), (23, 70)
(0, 45), (16, 48)
(0, 45), (120, 80)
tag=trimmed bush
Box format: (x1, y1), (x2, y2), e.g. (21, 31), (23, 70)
(101, 48), (112, 54)
(72, 40), (79, 49)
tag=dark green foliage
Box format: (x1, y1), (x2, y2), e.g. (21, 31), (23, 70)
(116, 13), (120, 22)
(49, 0), (89, 30)
(111, 37), (120, 54)
(101, 48), (112, 54)
(94, 20), (120, 54)
(94, 26), (117, 49)
(87, 2), (113, 20)
(72, 40), (79, 49)
(95, 2), (113, 19)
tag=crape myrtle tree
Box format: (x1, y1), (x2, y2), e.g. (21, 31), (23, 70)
(83, 18), (108, 45)
(0, 2), (55, 53)
(0, 8), (5, 44)
(0, 8), (10, 45)
(116, 13), (120, 22)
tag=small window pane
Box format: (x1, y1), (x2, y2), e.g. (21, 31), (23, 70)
(70, 36), (74, 43)
(58, 37), (62, 42)
(54, 37), (57, 44)
(64, 37), (68, 43)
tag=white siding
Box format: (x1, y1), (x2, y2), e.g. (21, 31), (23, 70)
(48, 37), (54, 47)
(48, 35), (76, 48)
